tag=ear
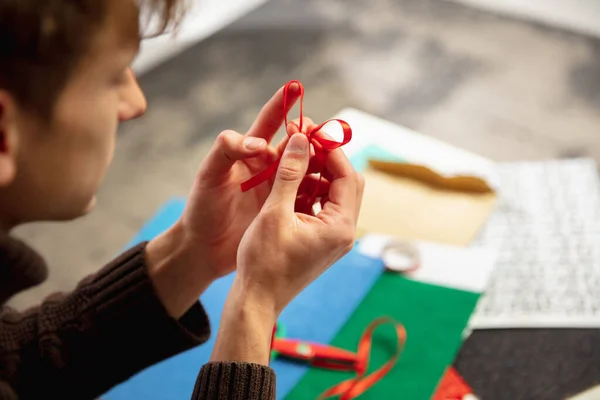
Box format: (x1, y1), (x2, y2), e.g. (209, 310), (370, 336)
(0, 91), (19, 187)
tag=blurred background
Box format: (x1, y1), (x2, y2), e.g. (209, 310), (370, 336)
(12, 0), (600, 311)
(9, 0), (600, 398)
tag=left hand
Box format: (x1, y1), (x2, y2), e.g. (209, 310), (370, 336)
(179, 85), (303, 278)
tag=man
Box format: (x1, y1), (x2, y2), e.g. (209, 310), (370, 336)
(0, 0), (364, 399)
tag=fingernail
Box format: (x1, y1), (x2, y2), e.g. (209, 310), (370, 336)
(287, 133), (308, 154)
(244, 137), (265, 151)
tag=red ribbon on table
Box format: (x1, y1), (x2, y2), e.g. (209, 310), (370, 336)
(240, 80), (353, 209)
(318, 317), (407, 400)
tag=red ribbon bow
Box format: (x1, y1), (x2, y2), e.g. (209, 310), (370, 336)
(240, 80), (352, 209)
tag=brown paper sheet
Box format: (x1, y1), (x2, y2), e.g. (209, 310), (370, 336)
(358, 160), (497, 247)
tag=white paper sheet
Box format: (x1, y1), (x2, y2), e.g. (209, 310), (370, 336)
(469, 158), (600, 329)
(358, 234), (498, 294)
(332, 108), (501, 190)
(333, 108), (600, 329)
(567, 385), (600, 400)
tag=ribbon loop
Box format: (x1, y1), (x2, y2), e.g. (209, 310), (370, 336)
(241, 80), (352, 209)
(284, 80), (305, 131)
(319, 318), (407, 400)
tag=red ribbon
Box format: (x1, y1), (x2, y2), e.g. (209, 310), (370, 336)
(319, 318), (407, 400)
(240, 80), (352, 209)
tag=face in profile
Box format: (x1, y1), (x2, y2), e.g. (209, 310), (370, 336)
(0, 2), (147, 226)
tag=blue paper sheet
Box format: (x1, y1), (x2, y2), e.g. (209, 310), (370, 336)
(103, 145), (397, 399)
(103, 201), (383, 399)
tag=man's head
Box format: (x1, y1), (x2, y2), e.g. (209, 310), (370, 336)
(0, 0), (184, 229)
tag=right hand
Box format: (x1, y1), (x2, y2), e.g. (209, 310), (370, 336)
(235, 132), (365, 316)
(209, 131), (363, 366)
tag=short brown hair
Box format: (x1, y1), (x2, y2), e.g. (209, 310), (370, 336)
(0, 0), (184, 120)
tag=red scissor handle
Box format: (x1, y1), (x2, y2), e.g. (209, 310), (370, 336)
(272, 338), (358, 371)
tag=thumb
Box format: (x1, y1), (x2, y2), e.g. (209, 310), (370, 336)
(267, 133), (310, 207)
(199, 130), (267, 178)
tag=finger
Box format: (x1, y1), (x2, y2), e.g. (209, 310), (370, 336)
(320, 195), (330, 211)
(261, 136), (289, 172)
(280, 118), (320, 154)
(272, 139), (314, 163)
(274, 133), (291, 157)
(246, 84), (302, 143)
(355, 173), (365, 219)
(322, 145), (354, 181)
(199, 130), (266, 178)
(311, 161), (340, 182)
(304, 124), (334, 174)
(320, 148), (358, 216)
(278, 120), (316, 147)
(288, 117), (315, 134)
(287, 121), (300, 135)
(265, 133), (310, 209)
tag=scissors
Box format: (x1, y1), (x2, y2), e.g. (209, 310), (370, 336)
(270, 318), (406, 400)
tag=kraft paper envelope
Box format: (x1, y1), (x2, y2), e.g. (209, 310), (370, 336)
(358, 159), (497, 247)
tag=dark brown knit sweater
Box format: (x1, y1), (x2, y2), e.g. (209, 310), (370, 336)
(0, 234), (276, 399)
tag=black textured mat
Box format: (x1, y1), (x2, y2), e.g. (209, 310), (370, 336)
(454, 329), (600, 400)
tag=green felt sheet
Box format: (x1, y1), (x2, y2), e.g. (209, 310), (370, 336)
(286, 273), (479, 399)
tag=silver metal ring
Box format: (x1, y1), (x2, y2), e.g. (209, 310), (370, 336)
(381, 240), (420, 273)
